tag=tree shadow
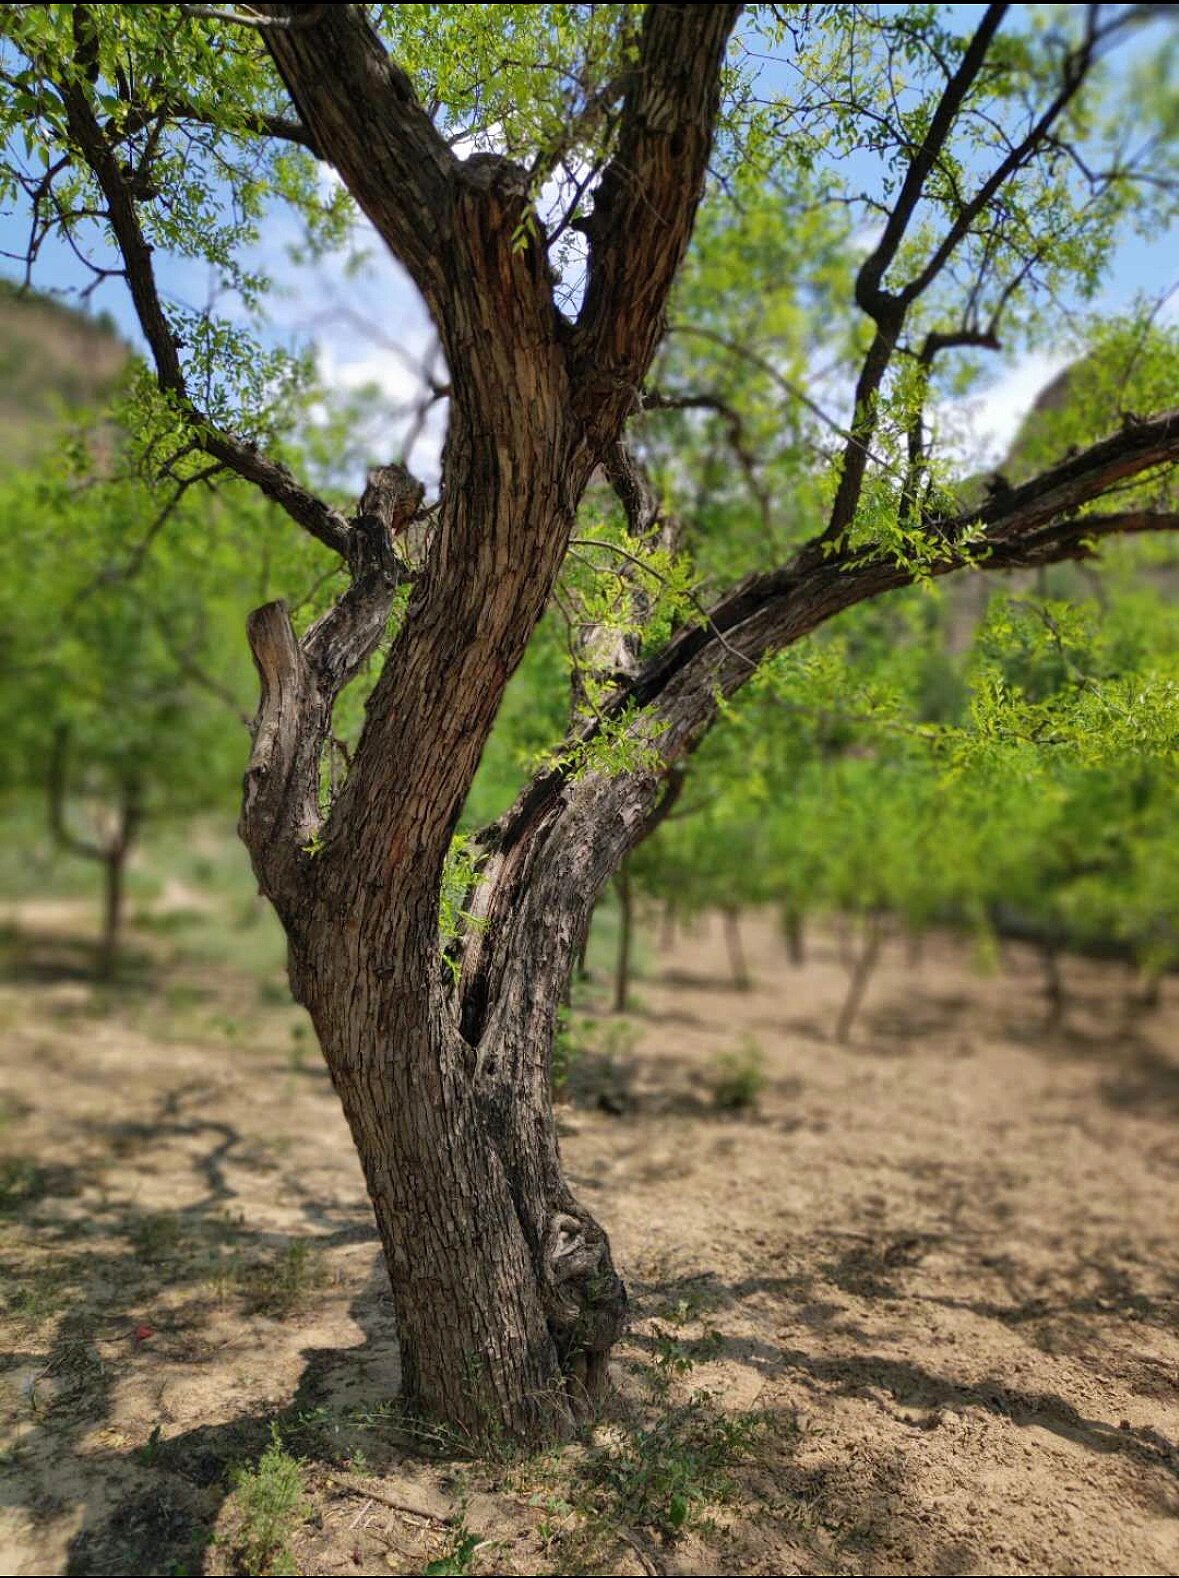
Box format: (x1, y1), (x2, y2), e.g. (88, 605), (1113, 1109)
(1001, 1010), (1179, 1120)
(561, 1044), (798, 1123)
(0, 923), (154, 990)
(621, 1271), (997, 1573)
(59, 1256), (402, 1576)
(0, 1078), (407, 1578)
(776, 1346), (1179, 1482)
(1098, 1041), (1179, 1119)
(864, 992), (973, 1041)
(658, 968), (757, 993)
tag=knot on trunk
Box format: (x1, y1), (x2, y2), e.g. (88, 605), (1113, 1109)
(350, 464), (425, 582)
(542, 1209), (628, 1368)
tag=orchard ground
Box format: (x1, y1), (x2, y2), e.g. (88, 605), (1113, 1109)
(1, 833), (1177, 1576)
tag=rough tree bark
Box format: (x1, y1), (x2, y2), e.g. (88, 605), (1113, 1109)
(50, 1), (1179, 1446)
(237, 1), (742, 1439)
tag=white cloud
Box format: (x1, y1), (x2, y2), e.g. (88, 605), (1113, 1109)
(847, 220), (885, 257)
(314, 340), (447, 484)
(935, 349), (1075, 472)
(316, 160), (344, 197)
(316, 337), (434, 407)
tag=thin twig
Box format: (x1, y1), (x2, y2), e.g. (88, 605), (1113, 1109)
(323, 1474), (451, 1527)
(570, 536), (758, 671)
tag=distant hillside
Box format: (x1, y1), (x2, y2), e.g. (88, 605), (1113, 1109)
(0, 282), (127, 463)
(1003, 361), (1084, 483)
(946, 354), (1178, 650)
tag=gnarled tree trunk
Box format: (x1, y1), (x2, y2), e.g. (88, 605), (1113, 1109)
(59, 1), (1179, 1452)
(227, 1), (739, 1444)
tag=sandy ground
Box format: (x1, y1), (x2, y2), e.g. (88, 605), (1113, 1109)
(0, 903), (1177, 1576)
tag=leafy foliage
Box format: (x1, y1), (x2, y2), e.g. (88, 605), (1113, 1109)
(228, 1425), (309, 1578)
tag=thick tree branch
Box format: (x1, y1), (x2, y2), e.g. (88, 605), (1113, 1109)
(257, 3), (457, 318)
(240, 599), (318, 902)
(855, 2), (1009, 318)
(636, 406), (1179, 745)
(460, 410), (1179, 1051)
(256, 8), (582, 924)
(572, 3), (742, 442)
(235, 6), (738, 951)
(303, 466), (422, 693)
(240, 465), (422, 908)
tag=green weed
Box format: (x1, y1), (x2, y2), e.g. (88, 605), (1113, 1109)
(228, 1424), (308, 1577)
(706, 1035), (766, 1112)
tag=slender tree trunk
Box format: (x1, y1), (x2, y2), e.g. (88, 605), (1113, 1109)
(96, 844), (127, 982)
(660, 900), (677, 952)
(723, 906), (750, 988)
(1135, 969), (1162, 1011)
(835, 912), (854, 968)
(48, 730), (142, 983)
(1041, 938), (1067, 1028)
(96, 776), (143, 983)
(1120, 962), (1162, 1031)
(835, 916), (884, 1043)
(613, 860), (633, 1014)
(782, 904), (805, 965)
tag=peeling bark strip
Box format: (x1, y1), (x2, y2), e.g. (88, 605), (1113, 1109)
(52, 1), (1179, 1446)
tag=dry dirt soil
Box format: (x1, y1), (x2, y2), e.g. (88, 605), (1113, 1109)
(1, 901), (1177, 1576)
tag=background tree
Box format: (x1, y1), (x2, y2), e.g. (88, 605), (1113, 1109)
(3, 2), (1179, 1444)
(0, 446), (318, 976)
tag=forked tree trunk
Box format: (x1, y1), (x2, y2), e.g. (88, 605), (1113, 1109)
(48, 725), (142, 983)
(268, 807), (630, 1441)
(242, 0), (740, 1432)
(60, 0), (1179, 1458)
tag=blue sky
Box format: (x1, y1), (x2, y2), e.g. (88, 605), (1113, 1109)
(0, 4), (1175, 482)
